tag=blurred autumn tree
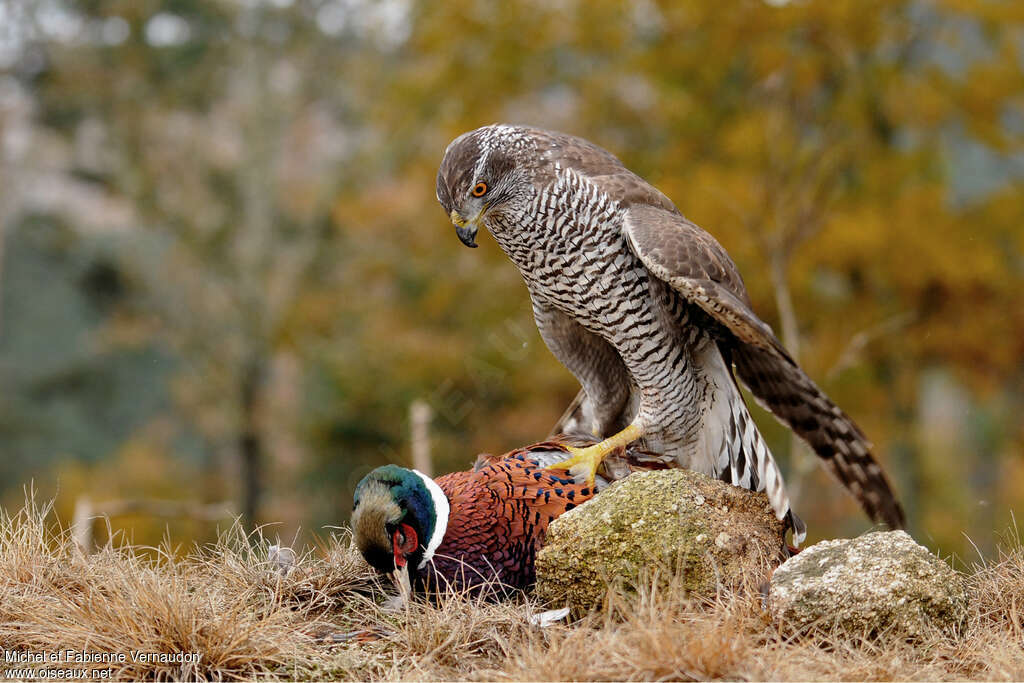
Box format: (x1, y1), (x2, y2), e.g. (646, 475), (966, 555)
(0, 0), (1020, 555)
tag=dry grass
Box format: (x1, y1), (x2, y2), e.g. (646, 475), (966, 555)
(3, 493), (1024, 681)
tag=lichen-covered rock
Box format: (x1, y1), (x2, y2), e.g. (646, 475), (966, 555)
(534, 469), (787, 612)
(769, 530), (968, 639)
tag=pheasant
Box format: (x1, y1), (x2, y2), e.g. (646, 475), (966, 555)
(351, 438), (677, 593)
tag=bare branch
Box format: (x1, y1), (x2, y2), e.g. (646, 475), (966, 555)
(827, 312), (917, 382)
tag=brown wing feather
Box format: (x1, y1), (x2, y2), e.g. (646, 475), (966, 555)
(621, 203), (905, 529)
(550, 388), (590, 437)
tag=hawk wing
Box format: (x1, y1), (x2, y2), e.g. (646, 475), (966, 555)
(621, 203), (906, 529)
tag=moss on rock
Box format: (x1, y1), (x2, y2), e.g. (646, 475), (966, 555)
(534, 469), (787, 612)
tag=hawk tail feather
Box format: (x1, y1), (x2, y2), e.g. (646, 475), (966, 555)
(714, 374), (806, 545)
(732, 344), (906, 530)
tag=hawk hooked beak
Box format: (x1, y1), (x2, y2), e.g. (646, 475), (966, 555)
(451, 209), (479, 248)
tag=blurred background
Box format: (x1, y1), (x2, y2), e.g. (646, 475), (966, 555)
(0, 0), (1021, 558)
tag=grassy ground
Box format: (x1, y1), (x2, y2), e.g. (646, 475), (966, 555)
(2, 494), (1024, 681)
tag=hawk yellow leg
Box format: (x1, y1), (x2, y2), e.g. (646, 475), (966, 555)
(548, 422), (644, 484)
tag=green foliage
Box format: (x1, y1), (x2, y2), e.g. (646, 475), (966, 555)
(0, 216), (178, 495)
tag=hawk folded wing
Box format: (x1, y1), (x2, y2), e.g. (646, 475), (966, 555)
(622, 204), (905, 529)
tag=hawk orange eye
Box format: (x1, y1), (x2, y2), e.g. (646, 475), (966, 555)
(471, 182), (488, 197)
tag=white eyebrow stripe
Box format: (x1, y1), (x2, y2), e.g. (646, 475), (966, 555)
(472, 145), (490, 190)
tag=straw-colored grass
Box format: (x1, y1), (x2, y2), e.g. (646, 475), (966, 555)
(3, 492), (1023, 681)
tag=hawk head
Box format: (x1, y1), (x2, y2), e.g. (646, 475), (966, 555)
(437, 124), (630, 248)
(435, 125), (534, 248)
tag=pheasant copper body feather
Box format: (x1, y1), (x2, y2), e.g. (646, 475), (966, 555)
(352, 439), (677, 593)
(426, 445), (593, 591)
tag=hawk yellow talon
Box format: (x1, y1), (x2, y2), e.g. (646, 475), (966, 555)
(546, 445), (606, 484)
(547, 423), (645, 485)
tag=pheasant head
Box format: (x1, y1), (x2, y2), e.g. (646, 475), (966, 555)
(351, 465), (450, 579)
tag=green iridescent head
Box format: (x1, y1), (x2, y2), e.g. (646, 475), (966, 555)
(351, 465), (450, 576)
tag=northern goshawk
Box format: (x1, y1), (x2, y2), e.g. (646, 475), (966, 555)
(435, 124), (905, 542)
